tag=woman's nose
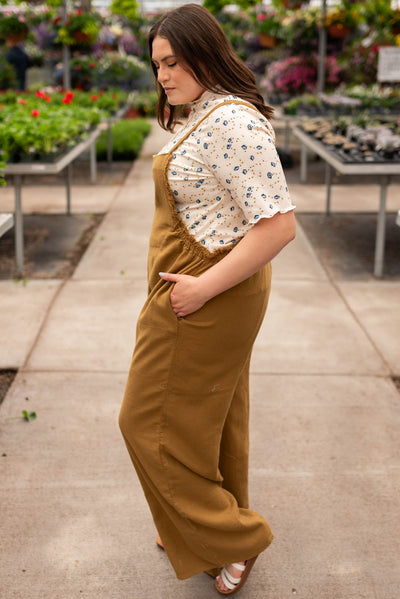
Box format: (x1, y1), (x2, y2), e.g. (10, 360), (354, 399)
(157, 65), (169, 83)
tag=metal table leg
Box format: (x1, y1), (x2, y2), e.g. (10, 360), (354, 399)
(14, 174), (24, 277)
(90, 139), (97, 183)
(325, 163), (332, 216)
(374, 175), (389, 278)
(284, 120), (290, 153)
(300, 142), (307, 183)
(66, 163), (72, 215)
(107, 119), (113, 165)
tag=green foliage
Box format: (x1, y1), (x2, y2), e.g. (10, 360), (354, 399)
(96, 118), (151, 161)
(22, 410), (36, 422)
(0, 53), (16, 89)
(110, 0), (140, 21)
(0, 13), (28, 37)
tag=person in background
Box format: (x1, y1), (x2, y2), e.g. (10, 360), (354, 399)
(119, 3), (296, 595)
(6, 38), (32, 91)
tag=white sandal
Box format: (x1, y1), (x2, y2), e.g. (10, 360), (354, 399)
(215, 556), (258, 595)
(220, 562), (246, 591)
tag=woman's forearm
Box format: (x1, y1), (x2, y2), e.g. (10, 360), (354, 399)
(198, 210), (296, 302)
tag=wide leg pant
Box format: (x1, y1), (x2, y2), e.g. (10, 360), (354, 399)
(119, 263), (273, 579)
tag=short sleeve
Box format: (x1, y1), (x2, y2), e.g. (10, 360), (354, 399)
(198, 103), (294, 225)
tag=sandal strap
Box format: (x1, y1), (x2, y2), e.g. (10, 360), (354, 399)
(220, 568), (240, 590)
(232, 562), (246, 571)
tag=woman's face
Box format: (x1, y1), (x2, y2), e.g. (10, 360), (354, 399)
(152, 36), (206, 105)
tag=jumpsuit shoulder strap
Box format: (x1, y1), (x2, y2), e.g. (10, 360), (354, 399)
(167, 100), (258, 155)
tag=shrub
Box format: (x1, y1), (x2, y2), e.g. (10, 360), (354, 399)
(96, 118), (151, 160)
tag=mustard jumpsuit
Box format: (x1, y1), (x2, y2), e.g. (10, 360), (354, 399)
(119, 101), (274, 580)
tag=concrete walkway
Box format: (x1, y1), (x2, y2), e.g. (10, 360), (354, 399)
(1, 122), (400, 599)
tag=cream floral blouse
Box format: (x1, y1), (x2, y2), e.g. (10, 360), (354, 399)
(158, 90), (295, 252)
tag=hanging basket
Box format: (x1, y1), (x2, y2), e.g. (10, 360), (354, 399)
(258, 32), (278, 48)
(5, 31), (27, 44)
(328, 24), (351, 39)
(72, 31), (92, 44)
(281, 1), (304, 9)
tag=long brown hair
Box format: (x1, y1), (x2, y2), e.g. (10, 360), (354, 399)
(149, 4), (273, 131)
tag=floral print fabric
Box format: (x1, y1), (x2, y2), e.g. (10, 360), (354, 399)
(159, 90), (294, 251)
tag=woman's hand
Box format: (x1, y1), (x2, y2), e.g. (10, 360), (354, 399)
(160, 211), (296, 318)
(159, 272), (209, 317)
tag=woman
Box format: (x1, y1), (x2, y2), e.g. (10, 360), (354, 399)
(119, 4), (295, 594)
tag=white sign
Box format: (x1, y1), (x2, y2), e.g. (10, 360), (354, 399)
(377, 47), (400, 82)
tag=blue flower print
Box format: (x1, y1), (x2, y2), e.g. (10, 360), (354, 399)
(185, 214), (190, 219)
(227, 144), (232, 150)
(217, 213), (222, 218)
(242, 169), (247, 174)
(183, 168), (188, 172)
(223, 120), (228, 126)
(203, 143), (208, 149)
(202, 215), (207, 220)
(211, 230), (216, 235)
(267, 172), (272, 179)
(234, 166), (239, 171)
(274, 194), (280, 200)
(250, 155), (255, 161)
(242, 220), (247, 225)
(226, 179), (231, 184)
(232, 109), (236, 113)
(219, 240), (225, 244)
(173, 153), (176, 159)
(212, 164), (217, 169)
(197, 167), (203, 172)
(247, 124), (253, 130)
(234, 227), (238, 233)
(196, 199), (201, 204)
(224, 153), (229, 159)
(269, 204), (274, 209)
(184, 177), (188, 181)
(261, 193), (266, 199)
(230, 206), (235, 211)
(207, 132), (212, 137)
(215, 118), (220, 123)
(254, 215), (260, 220)
(171, 171), (177, 176)
(216, 196), (221, 202)
(201, 239), (206, 245)
(271, 162), (276, 167)
(241, 145), (247, 150)
(173, 190), (178, 196)
(244, 201), (249, 207)
(228, 138), (233, 143)
(197, 139), (200, 144)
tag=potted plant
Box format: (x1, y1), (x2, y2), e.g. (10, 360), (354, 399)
(325, 3), (360, 39)
(0, 14), (29, 43)
(55, 10), (100, 47)
(254, 10), (282, 48)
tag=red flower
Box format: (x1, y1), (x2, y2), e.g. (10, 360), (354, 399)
(31, 109), (40, 117)
(90, 94), (99, 101)
(62, 91), (75, 104)
(18, 98), (28, 105)
(0, 104), (3, 110)
(89, 62), (96, 68)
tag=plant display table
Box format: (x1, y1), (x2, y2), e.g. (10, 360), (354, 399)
(4, 127), (102, 277)
(291, 125), (400, 278)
